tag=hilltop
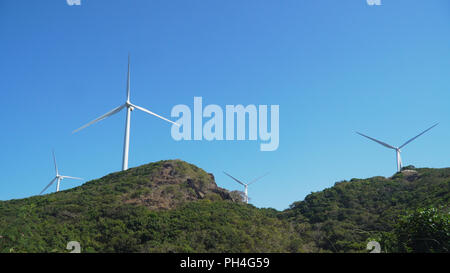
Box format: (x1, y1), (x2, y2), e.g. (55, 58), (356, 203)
(0, 160), (448, 253)
(0, 160), (298, 253)
(282, 166), (450, 252)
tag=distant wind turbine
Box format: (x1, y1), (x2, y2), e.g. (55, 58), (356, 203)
(223, 171), (269, 203)
(40, 151), (83, 195)
(73, 55), (179, 171)
(356, 123), (438, 172)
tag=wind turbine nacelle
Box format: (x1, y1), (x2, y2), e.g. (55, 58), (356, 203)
(125, 102), (134, 111)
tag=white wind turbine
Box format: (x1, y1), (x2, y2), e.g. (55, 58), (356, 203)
(73, 55), (179, 171)
(223, 171), (269, 204)
(357, 123), (438, 172)
(40, 151), (83, 195)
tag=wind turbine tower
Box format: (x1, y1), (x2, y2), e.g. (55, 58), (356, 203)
(223, 171), (269, 203)
(357, 123), (438, 172)
(40, 151), (83, 194)
(73, 55), (179, 171)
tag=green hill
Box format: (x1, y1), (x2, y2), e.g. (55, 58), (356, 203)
(0, 160), (299, 253)
(282, 167), (450, 252)
(0, 160), (448, 253)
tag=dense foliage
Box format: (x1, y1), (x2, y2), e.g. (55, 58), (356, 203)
(0, 199), (302, 253)
(0, 161), (448, 253)
(283, 167), (450, 252)
(378, 207), (449, 253)
(0, 160), (299, 253)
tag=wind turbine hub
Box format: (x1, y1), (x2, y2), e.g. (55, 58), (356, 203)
(125, 102), (135, 111)
(125, 102), (134, 110)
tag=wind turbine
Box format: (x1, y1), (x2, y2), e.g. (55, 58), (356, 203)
(73, 55), (179, 171)
(356, 123), (438, 172)
(223, 171), (269, 203)
(40, 151), (83, 195)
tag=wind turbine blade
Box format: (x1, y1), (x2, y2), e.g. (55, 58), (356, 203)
(248, 172), (270, 186)
(52, 150), (58, 175)
(131, 104), (180, 127)
(60, 176), (83, 180)
(126, 54), (130, 101)
(40, 177), (57, 195)
(223, 171), (246, 186)
(399, 123), (439, 149)
(73, 104), (126, 133)
(356, 132), (396, 150)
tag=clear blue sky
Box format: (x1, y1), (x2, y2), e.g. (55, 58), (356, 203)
(0, 0), (449, 210)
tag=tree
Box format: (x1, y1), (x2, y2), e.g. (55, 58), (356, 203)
(382, 207), (449, 253)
